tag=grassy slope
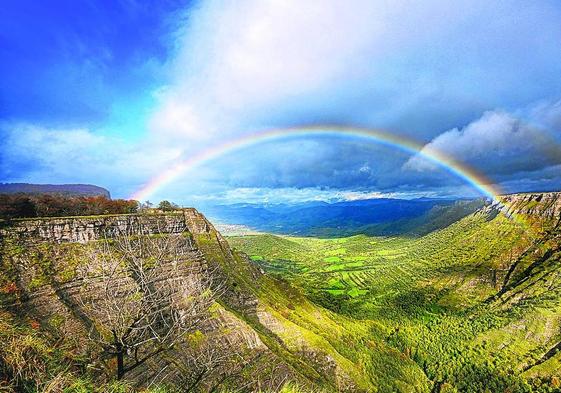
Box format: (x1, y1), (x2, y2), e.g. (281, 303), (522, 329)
(228, 209), (561, 392)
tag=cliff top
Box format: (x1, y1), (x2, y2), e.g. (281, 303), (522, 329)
(0, 209), (213, 244)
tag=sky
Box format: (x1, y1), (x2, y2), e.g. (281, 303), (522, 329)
(1, 0), (561, 205)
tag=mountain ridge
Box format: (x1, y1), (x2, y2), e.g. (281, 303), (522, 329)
(0, 183), (111, 198)
(202, 197), (486, 237)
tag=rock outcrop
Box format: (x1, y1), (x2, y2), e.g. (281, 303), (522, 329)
(1, 209), (215, 244)
(497, 192), (561, 223)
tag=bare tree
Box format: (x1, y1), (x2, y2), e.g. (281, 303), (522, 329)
(154, 331), (249, 392)
(77, 221), (223, 381)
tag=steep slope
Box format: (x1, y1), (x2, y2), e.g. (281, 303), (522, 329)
(0, 210), (428, 392)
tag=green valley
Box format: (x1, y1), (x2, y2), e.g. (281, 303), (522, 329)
(228, 193), (561, 392)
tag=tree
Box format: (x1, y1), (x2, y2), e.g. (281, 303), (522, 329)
(0, 194), (37, 219)
(158, 201), (179, 212)
(158, 200), (178, 212)
(0, 194), (140, 219)
(78, 222), (223, 381)
(158, 200), (171, 211)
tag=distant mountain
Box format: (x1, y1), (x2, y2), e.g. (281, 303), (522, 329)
(0, 183), (110, 198)
(200, 197), (486, 236)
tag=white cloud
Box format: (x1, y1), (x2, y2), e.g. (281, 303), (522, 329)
(143, 1), (561, 199)
(148, 0), (485, 142)
(149, 0), (561, 146)
(189, 186), (435, 204)
(0, 123), (183, 197)
(404, 109), (561, 176)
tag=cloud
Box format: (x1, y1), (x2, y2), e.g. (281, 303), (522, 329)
(193, 136), (415, 189)
(149, 0), (561, 143)
(404, 109), (561, 178)
(3, 1), (561, 202)
(190, 186), (429, 205)
(151, 0), (390, 141)
(526, 99), (561, 132)
(498, 164), (561, 193)
(0, 123), (182, 197)
(158, 134), (478, 205)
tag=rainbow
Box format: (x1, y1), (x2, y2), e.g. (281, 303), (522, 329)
(130, 125), (503, 202)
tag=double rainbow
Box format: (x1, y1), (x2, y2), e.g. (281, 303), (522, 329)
(130, 126), (503, 203)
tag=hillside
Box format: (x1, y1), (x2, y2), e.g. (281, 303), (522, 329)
(229, 192), (561, 392)
(0, 183), (110, 198)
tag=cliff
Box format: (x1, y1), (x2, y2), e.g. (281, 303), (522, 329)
(498, 192), (561, 223)
(2, 209), (214, 243)
(0, 210), (373, 392)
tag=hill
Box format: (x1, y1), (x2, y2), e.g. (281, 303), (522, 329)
(0, 183), (110, 198)
(202, 198), (485, 237)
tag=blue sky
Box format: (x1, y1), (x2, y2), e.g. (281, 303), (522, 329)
(1, 0), (561, 204)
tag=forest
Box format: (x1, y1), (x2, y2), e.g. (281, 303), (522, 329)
(0, 194), (140, 219)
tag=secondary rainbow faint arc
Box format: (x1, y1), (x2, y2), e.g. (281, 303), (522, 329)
(129, 126), (503, 202)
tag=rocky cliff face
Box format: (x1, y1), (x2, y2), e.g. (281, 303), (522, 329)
(1, 209), (213, 243)
(497, 192), (561, 224)
(0, 210), (364, 392)
(481, 192), (561, 306)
